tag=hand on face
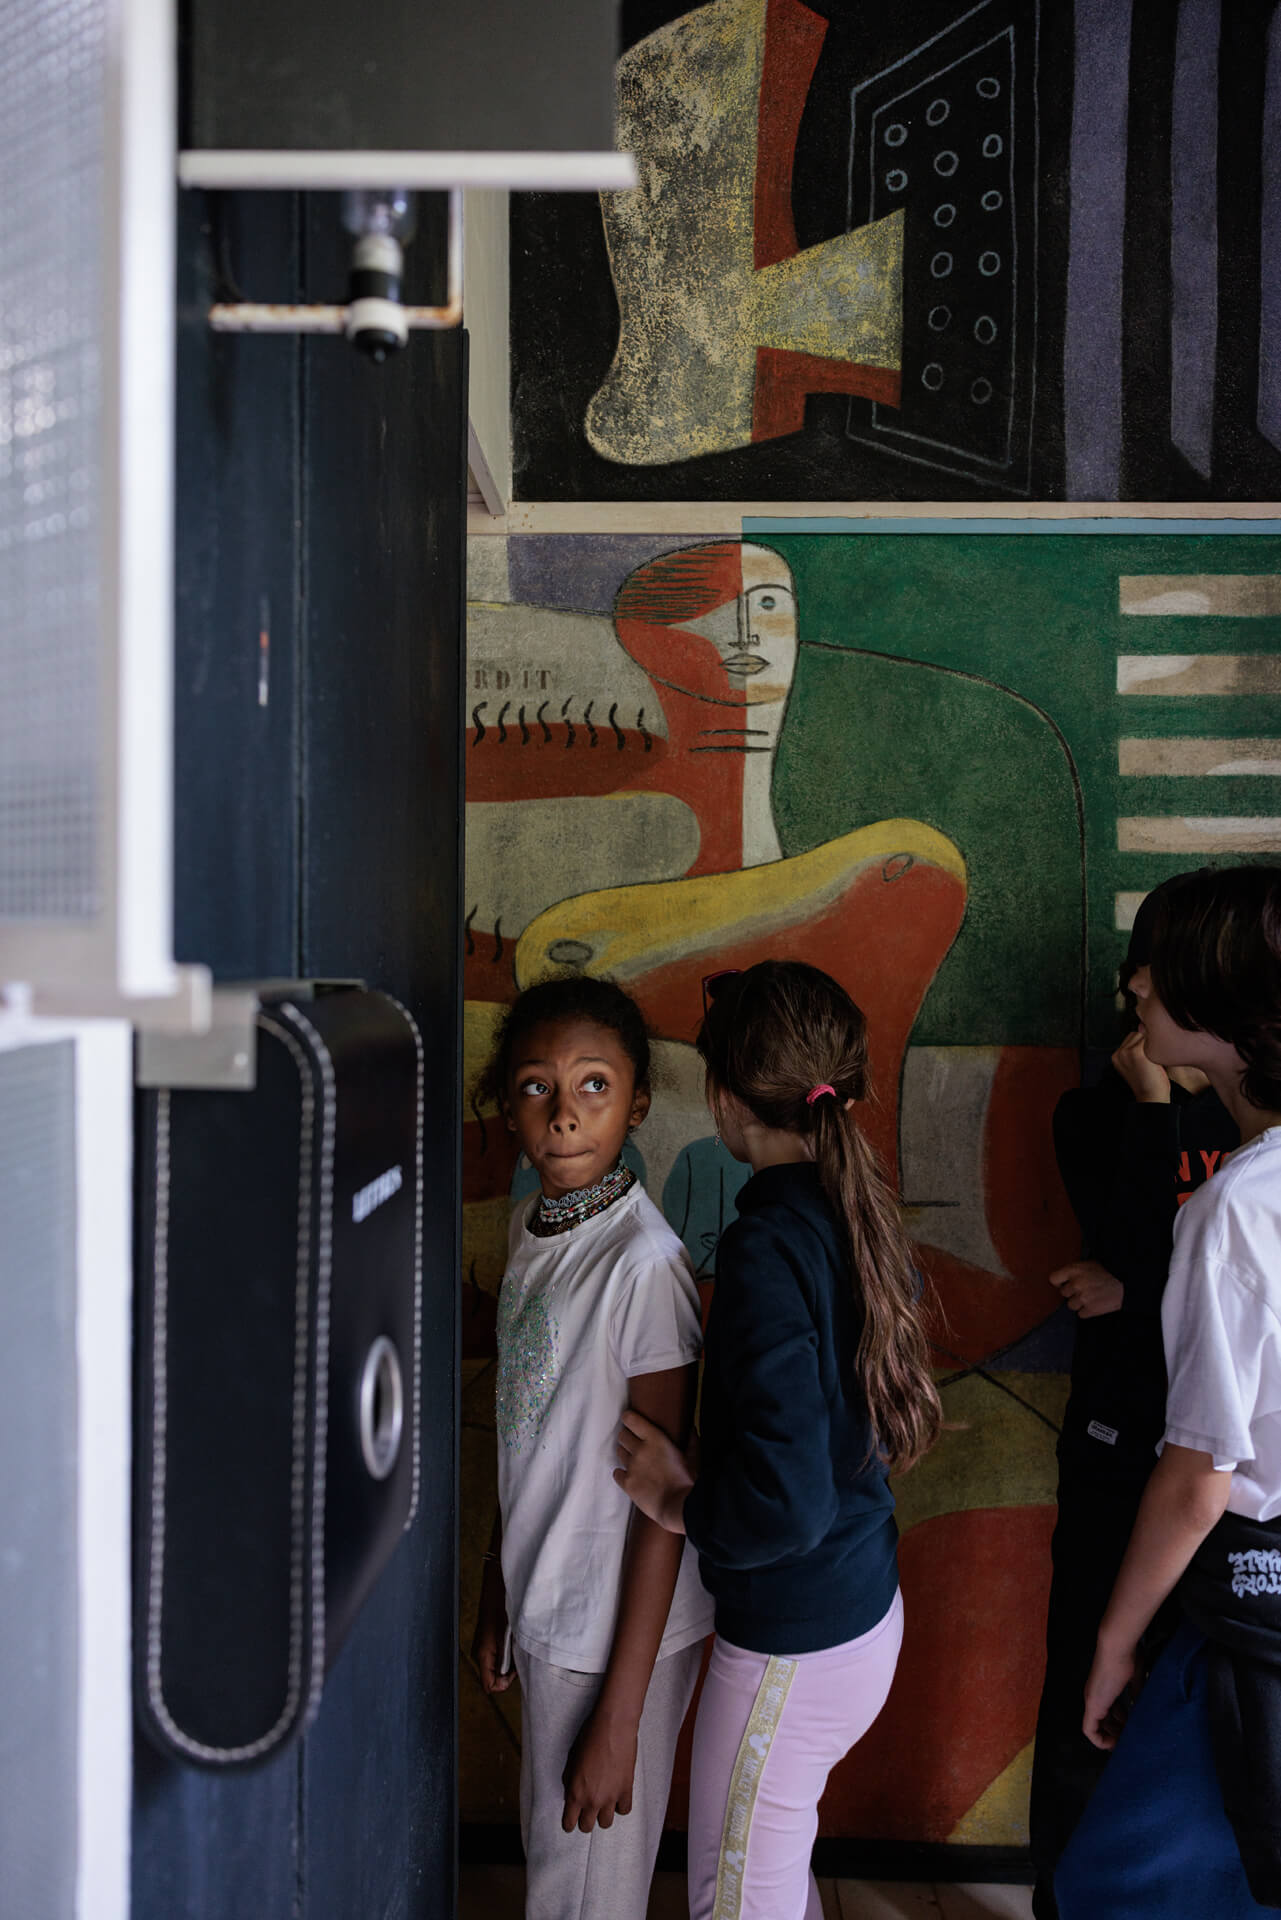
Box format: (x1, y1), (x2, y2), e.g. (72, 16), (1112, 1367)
(1111, 1025), (1171, 1103)
(1126, 962), (1248, 1097)
(503, 1016), (649, 1199)
(1126, 962), (1207, 1076)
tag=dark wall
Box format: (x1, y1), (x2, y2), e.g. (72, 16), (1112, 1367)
(189, 0), (618, 153)
(135, 185), (463, 1920)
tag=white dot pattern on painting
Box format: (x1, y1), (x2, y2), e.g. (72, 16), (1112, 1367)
(857, 30), (1020, 473)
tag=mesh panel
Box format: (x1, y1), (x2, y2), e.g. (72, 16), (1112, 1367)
(0, 1042), (79, 1918)
(0, 0), (105, 920)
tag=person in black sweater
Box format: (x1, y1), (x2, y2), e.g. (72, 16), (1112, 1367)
(613, 960), (942, 1920)
(1056, 863), (1281, 1918)
(1029, 882), (1238, 1920)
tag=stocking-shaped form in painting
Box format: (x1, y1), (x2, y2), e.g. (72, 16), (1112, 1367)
(587, 0), (905, 464)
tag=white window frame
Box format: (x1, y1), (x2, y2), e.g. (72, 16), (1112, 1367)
(1, 0), (205, 1023)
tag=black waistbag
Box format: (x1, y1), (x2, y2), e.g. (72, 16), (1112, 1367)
(1181, 1511), (1281, 1907)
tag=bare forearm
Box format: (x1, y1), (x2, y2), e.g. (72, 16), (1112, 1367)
(597, 1512), (685, 1722)
(1098, 1443), (1232, 1655)
(598, 1361), (697, 1721)
(473, 1508), (513, 1693)
(480, 1508), (506, 1611)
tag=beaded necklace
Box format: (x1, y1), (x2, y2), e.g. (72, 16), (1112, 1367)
(531, 1157), (636, 1237)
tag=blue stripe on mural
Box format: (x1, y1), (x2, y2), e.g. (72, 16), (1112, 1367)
(743, 519), (1281, 537)
(1260, 8), (1281, 452)
(1064, 0), (1133, 500)
(1170, 0), (1221, 479)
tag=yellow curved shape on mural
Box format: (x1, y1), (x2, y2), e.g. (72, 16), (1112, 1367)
(462, 1196), (515, 1294)
(514, 820), (967, 989)
(892, 1372), (1070, 1538)
(464, 1000), (507, 1116)
(947, 1739), (1034, 1846)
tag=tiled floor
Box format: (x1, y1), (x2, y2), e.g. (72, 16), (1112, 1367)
(459, 1866), (1035, 1919)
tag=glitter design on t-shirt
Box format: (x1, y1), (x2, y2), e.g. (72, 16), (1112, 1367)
(496, 1273), (559, 1452)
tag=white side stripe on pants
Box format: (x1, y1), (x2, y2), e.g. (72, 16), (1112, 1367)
(712, 1656), (799, 1920)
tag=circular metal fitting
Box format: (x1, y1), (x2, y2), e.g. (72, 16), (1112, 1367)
(359, 1335), (405, 1481)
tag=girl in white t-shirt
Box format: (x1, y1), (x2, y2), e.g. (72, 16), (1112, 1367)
(471, 974), (712, 1920)
(1057, 865), (1281, 1919)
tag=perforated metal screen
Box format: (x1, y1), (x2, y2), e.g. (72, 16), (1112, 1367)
(0, 0), (105, 922)
(0, 1041), (79, 1919)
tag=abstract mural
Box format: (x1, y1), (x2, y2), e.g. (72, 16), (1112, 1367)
(461, 525), (1281, 1843)
(512, 0), (1281, 501)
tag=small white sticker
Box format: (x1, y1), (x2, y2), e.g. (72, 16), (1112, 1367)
(1087, 1419), (1119, 1446)
(352, 1164), (403, 1224)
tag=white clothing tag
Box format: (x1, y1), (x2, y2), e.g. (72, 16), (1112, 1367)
(1087, 1419), (1119, 1446)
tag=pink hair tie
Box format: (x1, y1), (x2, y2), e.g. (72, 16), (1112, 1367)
(806, 1083), (836, 1105)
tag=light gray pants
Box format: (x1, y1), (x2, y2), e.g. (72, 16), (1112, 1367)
(515, 1638), (704, 1920)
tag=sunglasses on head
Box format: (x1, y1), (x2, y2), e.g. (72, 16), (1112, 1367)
(701, 969), (742, 1022)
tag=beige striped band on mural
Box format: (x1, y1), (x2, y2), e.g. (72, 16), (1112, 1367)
(1118, 574), (1281, 617)
(1117, 818), (1281, 853)
(712, 1656), (799, 1920)
(1116, 656), (1281, 696)
(1118, 738), (1281, 776)
(1115, 892), (1148, 932)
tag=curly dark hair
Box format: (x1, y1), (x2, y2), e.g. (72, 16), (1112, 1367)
(1147, 864), (1281, 1111)
(475, 974), (651, 1111)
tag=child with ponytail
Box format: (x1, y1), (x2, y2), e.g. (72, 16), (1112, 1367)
(615, 959), (941, 1920)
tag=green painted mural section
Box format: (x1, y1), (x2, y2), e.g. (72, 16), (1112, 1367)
(764, 534), (1281, 1048)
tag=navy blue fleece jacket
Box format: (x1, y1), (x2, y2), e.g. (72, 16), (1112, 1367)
(682, 1161), (899, 1655)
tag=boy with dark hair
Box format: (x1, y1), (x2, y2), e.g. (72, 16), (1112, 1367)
(1058, 864), (1281, 1918)
(1030, 876), (1237, 1919)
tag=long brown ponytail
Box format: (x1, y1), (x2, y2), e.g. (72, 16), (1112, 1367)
(699, 960), (942, 1473)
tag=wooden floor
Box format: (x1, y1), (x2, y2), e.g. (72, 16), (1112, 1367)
(459, 1866), (1035, 1918)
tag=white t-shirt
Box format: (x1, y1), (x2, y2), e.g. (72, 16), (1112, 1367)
(1162, 1126), (1281, 1520)
(496, 1182), (712, 1671)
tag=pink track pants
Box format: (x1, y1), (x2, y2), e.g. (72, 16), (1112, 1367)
(687, 1589), (904, 1920)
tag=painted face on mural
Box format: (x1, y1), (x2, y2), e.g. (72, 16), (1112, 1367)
(614, 541), (799, 712)
(502, 1016), (651, 1199)
(680, 545), (798, 707)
